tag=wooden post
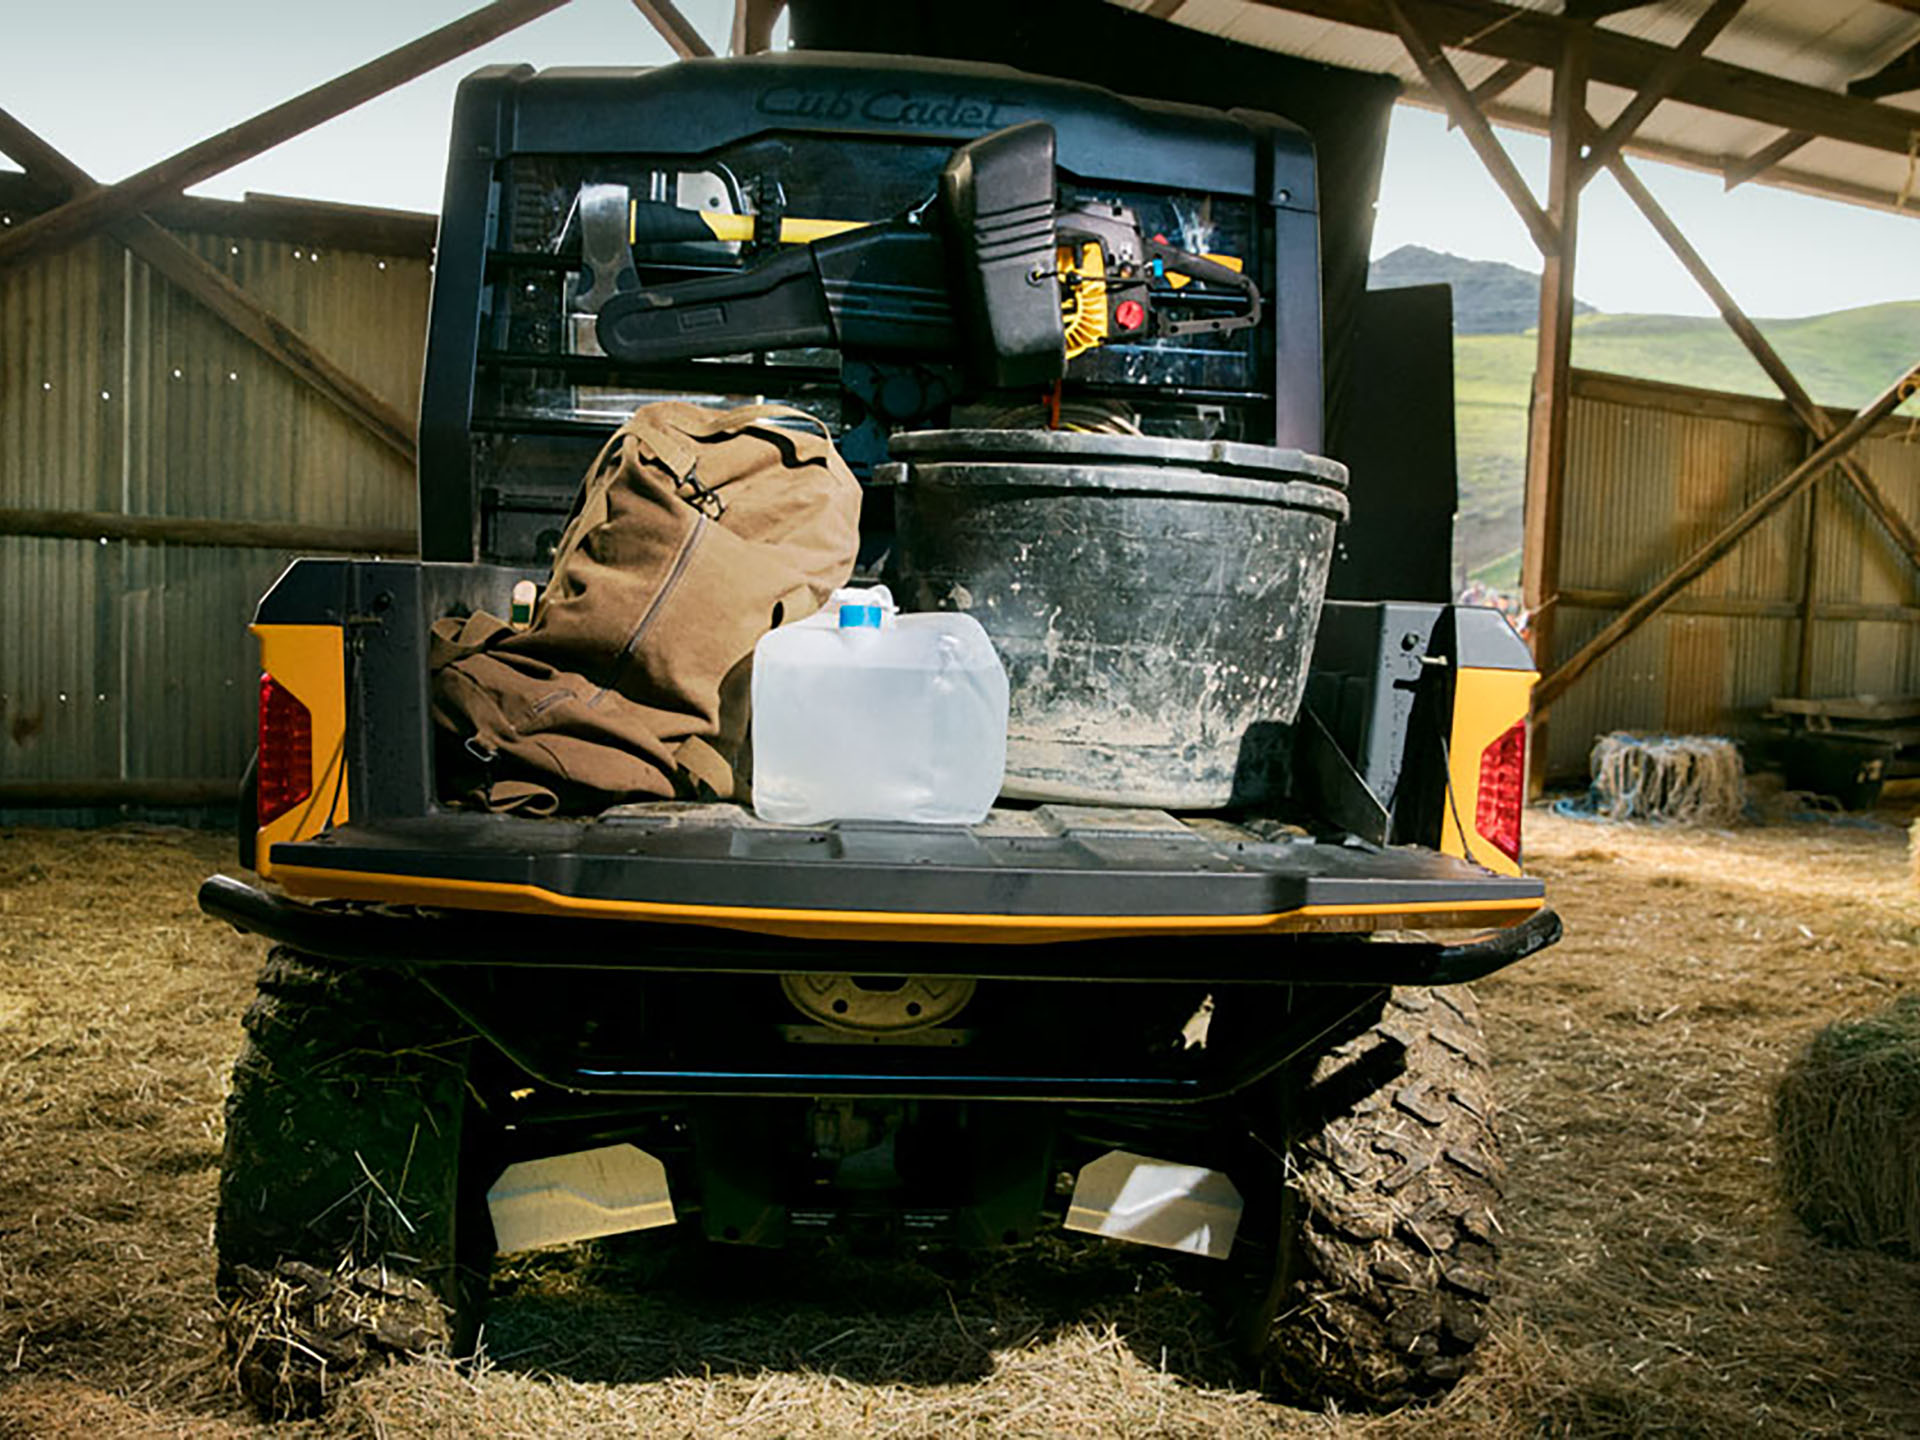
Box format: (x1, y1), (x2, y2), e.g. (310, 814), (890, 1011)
(1520, 26), (1589, 788)
(0, 0), (570, 270)
(1533, 360), (1920, 712)
(1795, 442), (1822, 698)
(731, 0), (783, 54)
(0, 107), (417, 463)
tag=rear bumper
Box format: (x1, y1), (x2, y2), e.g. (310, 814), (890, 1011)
(198, 872), (1561, 987)
(255, 805), (1547, 946)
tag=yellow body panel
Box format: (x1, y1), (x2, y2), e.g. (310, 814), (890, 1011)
(251, 624), (348, 877)
(645, 210), (864, 245)
(269, 861), (1540, 945)
(1440, 666), (1536, 877)
(1164, 252), (1244, 289)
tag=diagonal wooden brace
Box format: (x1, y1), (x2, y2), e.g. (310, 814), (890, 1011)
(1723, 130), (1814, 190)
(1577, 0), (1745, 187)
(629, 0), (715, 58)
(0, 0), (569, 271)
(1382, 0), (1561, 256)
(0, 106), (417, 464)
(1533, 359), (1920, 713)
(1606, 151), (1920, 574)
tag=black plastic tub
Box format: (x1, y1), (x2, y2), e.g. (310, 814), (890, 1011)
(882, 429), (1349, 809)
(1783, 732), (1897, 811)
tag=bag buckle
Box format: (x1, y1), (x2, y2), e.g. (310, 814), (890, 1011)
(678, 464), (728, 519)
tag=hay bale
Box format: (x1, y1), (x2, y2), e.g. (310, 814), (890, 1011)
(1588, 732), (1745, 825)
(1774, 995), (1920, 1255)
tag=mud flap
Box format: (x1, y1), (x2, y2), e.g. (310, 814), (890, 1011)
(486, 1142), (676, 1253)
(1064, 1149), (1243, 1260)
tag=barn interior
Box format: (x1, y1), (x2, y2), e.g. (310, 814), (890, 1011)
(4, 1), (1920, 1434)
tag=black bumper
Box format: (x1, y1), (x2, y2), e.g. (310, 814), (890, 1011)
(199, 872), (1561, 987)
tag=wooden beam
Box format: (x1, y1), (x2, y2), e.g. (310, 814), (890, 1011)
(1723, 130), (1814, 189)
(1471, 59), (1533, 104)
(0, 108), (79, 200)
(1555, 588), (1920, 625)
(1578, 0), (1745, 187)
(1396, 82), (1911, 216)
(630, 0), (715, 58)
(121, 218), (420, 461)
(1520, 25), (1588, 787)
(1850, 38), (1920, 99)
(1244, 0), (1920, 161)
(1606, 153), (1920, 574)
(0, 507), (415, 554)
(0, 0), (570, 271)
(1606, 154), (1815, 411)
(1451, 59), (1533, 129)
(1144, 0), (1190, 17)
(0, 780), (237, 807)
(1532, 359), (1920, 712)
(0, 172), (438, 256)
(1564, 0), (1659, 16)
(1382, 0), (1560, 256)
(0, 107), (417, 463)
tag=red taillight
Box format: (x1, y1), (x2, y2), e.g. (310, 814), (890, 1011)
(1475, 720), (1526, 863)
(258, 673), (313, 824)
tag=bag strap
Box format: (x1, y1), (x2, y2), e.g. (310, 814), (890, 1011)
(478, 777), (562, 817)
(674, 735), (737, 802)
(674, 402), (834, 443)
(623, 402), (835, 478)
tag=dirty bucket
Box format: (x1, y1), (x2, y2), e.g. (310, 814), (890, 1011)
(882, 429), (1349, 809)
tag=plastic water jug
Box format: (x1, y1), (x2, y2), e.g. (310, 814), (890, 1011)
(751, 585), (1009, 825)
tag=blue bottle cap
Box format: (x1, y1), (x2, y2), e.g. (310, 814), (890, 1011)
(839, 603), (883, 629)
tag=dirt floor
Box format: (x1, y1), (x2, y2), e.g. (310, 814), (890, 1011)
(5, 802), (1920, 1437)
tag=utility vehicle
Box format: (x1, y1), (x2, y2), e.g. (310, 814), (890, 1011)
(200, 51), (1559, 1413)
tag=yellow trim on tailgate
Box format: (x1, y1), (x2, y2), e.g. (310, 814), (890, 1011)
(1441, 665), (1535, 878)
(252, 624), (348, 878)
(270, 862), (1542, 945)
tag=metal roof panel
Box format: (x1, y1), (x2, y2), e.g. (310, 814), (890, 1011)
(1114, 0), (1920, 217)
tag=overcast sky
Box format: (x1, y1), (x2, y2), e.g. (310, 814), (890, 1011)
(4, 0), (1917, 319)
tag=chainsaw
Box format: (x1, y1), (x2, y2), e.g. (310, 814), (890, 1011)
(584, 121), (1262, 392)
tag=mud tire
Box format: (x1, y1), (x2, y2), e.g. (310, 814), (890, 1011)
(1251, 985), (1503, 1409)
(215, 947), (487, 1416)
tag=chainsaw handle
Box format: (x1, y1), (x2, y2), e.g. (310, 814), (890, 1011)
(1145, 238), (1263, 336)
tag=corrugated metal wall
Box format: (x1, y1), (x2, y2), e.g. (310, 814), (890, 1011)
(0, 213), (430, 799)
(8, 216), (1911, 801)
(1545, 369), (1920, 779)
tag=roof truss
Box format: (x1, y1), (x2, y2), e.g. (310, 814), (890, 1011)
(1244, 0), (1920, 163)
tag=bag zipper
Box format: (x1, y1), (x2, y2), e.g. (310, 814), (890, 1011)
(598, 512), (710, 697)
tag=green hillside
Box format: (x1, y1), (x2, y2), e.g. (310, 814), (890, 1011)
(1454, 300), (1920, 589)
(1371, 244), (1594, 334)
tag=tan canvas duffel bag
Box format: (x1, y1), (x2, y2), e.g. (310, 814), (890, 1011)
(429, 401), (862, 814)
